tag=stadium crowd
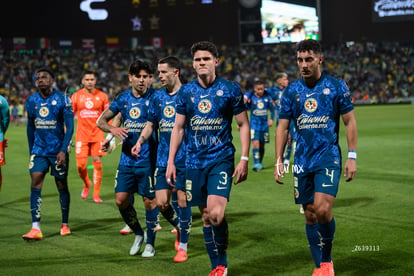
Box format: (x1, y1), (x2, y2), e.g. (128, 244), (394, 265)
(1, 41), (414, 111)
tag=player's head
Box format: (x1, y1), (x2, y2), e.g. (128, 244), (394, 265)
(295, 39), (323, 83)
(275, 72), (288, 89)
(190, 41), (219, 78)
(35, 68), (55, 93)
(158, 56), (182, 88)
(190, 41), (219, 58)
(81, 70), (97, 92)
(253, 80), (265, 97)
(128, 60), (152, 95)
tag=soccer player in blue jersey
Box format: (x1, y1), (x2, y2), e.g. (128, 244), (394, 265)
(274, 39), (357, 276)
(0, 94), (10, 191)
(245, 80), (275, 171)
(131, 56), (192, 263)
(166, 41), (250, 276)
(23, 68), (74, 240)
(96, 60), (159, 258)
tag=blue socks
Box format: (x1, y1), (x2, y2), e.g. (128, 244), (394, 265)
(145, 206), (159, 246)
(319, 218), (336, 263)
(30, 188), (42, 223)
(58, 188), (70, 224)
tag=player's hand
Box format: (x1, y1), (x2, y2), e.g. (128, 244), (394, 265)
(233, 160), (248, 184)
(100, 139), (111, 152)
(131, 143), (142, 157)
(274, 158), (285, 184)
(111, 127), (129, 142)
(166, 162), (177, 188)
(268, 119), (273, 127)
(344, 159), (356, 182)
(56, 151), (66, 168)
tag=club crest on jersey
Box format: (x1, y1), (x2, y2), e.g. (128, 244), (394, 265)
(323, 88), (330, 95)
(85, 99), (94, 109)
(198, 99), (212, 114)
(216, 90), (224, 96)
(304, 98), (318, 112)
(163, 105), (175, 118)
(129, 107), (141, 119)
(39, 107), (49, 117)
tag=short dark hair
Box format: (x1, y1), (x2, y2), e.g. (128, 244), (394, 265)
(158, 56), (182, 71)
(254, 79), (265, 86)
(81, 70), (96, 78)
(190, 41), (219, 58)
(128, 60), (153, 76)
(296, 39), (322, 55)
(36, 68), (55, 79)
(275, 72), (288, 81)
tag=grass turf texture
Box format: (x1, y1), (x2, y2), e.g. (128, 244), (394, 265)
(0, 104), (413, 275)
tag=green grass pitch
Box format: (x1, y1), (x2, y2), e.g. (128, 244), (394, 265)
(0, 104), (413, 275)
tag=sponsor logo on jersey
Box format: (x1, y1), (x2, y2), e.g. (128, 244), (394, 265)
(304, 98), (318, 112)
(257, 101), (264, 109)
(129, 107), (141, 119)
(198, 99), (212, 114)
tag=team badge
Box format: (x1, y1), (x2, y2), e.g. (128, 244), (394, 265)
(186, 191), (193, 202)
(52, 100), (57, 105)
(198, 99), (212, 114)
(85, 99), (94, 109)
(216, 90), (224, 96)
(323, 88), (330, 95)
(304, 98), (318, 112)
(39, 107), (49, 117)
(129, 107), (141, 119)
(163, 105), (175, 118)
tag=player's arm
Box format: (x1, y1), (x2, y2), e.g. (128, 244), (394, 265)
(233, 110), (250, 184)
(131, 121), (155, 157)
(0, 100), (10, 134)
(342, 110), (357, 182)
(166, 113), (186, 186)
(268, 99), (275, 127)
(96, 109), (128, 141)
(274, 118), (290, 184)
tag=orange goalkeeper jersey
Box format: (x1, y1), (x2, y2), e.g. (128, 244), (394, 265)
(71, 88), (109, 143)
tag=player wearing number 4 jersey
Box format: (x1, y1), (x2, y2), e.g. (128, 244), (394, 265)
(71, 70), (109, 203)
(274, 39), (357, 276)
(166, 41), (250, 275)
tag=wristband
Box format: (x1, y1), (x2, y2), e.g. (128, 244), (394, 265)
(106, 134), (114, 141)
(348, 151), (357, 160)
(241, 156), (249, 161)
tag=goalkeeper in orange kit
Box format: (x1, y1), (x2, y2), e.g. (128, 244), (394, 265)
(71, 70), (109, 203)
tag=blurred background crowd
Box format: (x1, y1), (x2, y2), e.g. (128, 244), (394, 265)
(2, 40), (414, 120)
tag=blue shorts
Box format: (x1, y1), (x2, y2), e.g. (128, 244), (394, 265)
(250, 129), (269, 143)
(185, 156), (234, 207)
(29, 154), (69, 179)
(154, 166), (186, 192)
(294, 166), (341, 205)
(115, 165), (155, 198)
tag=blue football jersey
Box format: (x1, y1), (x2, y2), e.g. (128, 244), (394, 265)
(25, 90), (74, 156)
(246, 93), (275, 132)
(148, 88), (186, 168)
(279, 73), (354, 172)
(109, 89), (154, 167)
(268, 86), (284, 117)
(176, 76), (246, 169)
